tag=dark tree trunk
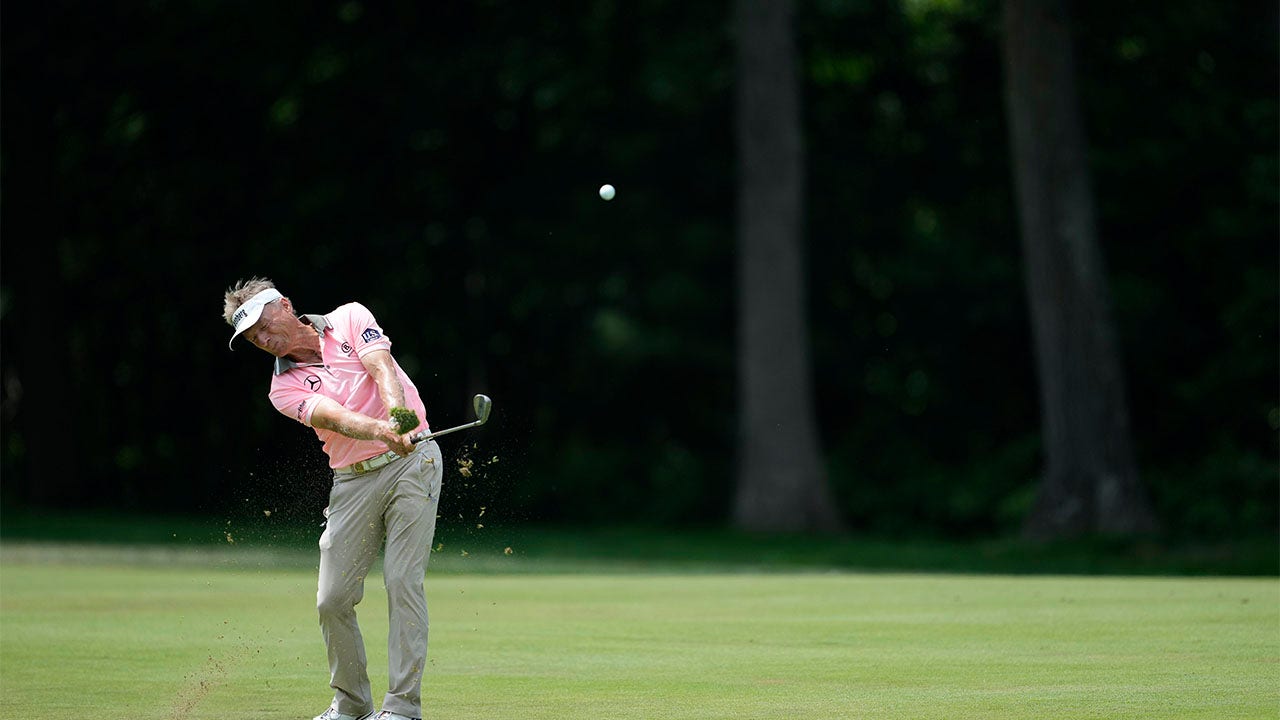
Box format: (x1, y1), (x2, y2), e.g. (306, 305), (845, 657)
(1002, 0), (1158, 538)
(732, 0), (842, 533)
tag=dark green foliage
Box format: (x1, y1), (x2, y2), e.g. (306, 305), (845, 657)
(0, 0), (1273, 538)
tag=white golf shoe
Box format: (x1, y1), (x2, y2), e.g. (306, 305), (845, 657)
(372, 712), (419, 720)
(313, 707), (374, 720)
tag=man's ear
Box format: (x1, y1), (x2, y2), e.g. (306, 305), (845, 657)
(279, 296), (294, 314)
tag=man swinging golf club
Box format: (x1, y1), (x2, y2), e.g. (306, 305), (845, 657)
(223, 277), (439, 720)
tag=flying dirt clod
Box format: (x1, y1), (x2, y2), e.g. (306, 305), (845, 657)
(390, 406), (420, 434)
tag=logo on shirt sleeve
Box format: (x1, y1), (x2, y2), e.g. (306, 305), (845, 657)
(295, 400), (307, 421)
(361, 327), (382, 343)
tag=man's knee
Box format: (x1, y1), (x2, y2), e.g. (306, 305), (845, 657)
(383, 568), (425, 599)
(317, 583), (363, 618)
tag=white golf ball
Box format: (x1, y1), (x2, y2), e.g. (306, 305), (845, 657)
(599, 184), (616, 201)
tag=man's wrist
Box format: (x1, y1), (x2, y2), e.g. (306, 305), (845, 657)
(373, 420), (399, 441)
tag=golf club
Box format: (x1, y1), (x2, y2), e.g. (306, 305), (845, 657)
(411, 394), (492, 444)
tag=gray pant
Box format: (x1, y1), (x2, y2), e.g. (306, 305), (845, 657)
(318, 440), (443, 718)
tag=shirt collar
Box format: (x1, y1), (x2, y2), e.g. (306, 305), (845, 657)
(273, 313), (330, 376)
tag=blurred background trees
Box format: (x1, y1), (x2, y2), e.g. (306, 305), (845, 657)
(1002, 0), (1156, 537)
(1, 0), (1274, 540)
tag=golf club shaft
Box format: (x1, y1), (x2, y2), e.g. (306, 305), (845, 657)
(411, 419), (483, 444)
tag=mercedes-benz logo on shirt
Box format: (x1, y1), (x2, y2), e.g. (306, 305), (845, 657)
(304, 375), (322, 391)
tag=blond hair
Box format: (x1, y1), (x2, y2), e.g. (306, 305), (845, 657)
(222, 277), (278, 326)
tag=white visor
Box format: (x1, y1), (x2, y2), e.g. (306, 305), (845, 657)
(228, 288), (283, 349)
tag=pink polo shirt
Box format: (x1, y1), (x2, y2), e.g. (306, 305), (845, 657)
(267, 302), (429, 469)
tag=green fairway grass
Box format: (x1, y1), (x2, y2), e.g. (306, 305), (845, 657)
(1, 548), (1276, 719)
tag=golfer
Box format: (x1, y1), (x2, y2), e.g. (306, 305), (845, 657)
(224, 277), (441, 720)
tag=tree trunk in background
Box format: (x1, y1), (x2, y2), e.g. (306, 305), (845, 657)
(1003, 0), (1157, 538)
(732, 0), (843, 533)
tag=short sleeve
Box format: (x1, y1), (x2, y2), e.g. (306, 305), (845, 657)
(336, 302), (392, 358)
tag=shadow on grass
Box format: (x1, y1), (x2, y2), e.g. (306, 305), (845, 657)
(1, 508), (1275, 576)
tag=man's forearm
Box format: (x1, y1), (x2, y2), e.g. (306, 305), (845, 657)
(310, 396), (415, 457)
(362, 350), (407, 416)
(312, 400), (397, 443)
(376, 372), (406, 414)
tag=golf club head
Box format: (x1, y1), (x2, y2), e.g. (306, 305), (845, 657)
(473, 394), (493, 425)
